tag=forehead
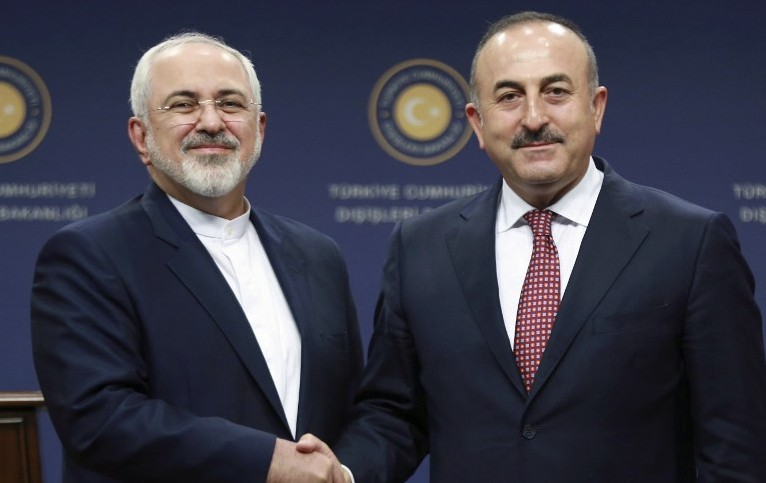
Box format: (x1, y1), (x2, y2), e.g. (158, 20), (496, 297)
(150, 43), (249, 97)
(476, 22), (588, 86)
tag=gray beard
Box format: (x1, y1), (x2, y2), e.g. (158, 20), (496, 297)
(146, 131), (261, 198)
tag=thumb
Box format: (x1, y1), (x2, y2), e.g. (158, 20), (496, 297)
(296, 433), (332, 457)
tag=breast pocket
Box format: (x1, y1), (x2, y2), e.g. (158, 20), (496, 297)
(593, 303), (682, 334)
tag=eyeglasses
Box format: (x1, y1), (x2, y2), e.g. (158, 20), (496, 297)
(144, 98), (260, 122)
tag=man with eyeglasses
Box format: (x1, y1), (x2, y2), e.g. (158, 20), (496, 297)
(31, 32), (360, 483)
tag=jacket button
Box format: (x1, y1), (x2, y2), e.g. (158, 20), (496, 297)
(521, 424), (536, 439)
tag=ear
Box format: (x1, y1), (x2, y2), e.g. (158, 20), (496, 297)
(465, 103), (485, 150)
(127, 117), (152, 166)
(591, 86), (608, 135)
(257, 111), (266, 141)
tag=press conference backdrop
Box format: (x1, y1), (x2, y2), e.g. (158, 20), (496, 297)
(2, 1), (764, 481)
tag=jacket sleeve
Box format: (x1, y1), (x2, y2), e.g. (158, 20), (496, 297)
(31, 226), (276, 483)
(684, 213), (766, 482)
(333, 222), (430, 483)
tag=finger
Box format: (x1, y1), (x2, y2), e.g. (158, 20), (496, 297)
(296, 433), (324, 454)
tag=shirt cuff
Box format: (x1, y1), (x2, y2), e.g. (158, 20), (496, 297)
(341, 464), (355, 483)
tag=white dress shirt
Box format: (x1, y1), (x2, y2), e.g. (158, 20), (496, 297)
(170, 196), (302, 437)
(495, 158), (604, 348)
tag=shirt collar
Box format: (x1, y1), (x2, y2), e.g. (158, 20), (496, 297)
(496, 157), (604, 232)
(168, 195), (253, 243)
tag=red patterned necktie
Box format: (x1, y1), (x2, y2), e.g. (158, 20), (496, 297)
(514, 209), (560, 393)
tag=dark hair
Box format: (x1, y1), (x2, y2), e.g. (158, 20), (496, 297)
(469, 11), (599, 105)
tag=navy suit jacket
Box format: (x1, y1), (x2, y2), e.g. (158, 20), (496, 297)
(335, 158), (766, 482)
(31, 182), (363, 483)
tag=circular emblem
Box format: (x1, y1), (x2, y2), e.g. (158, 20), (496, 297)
(0, 56), (52, 164)
(369, 59), (472, 166)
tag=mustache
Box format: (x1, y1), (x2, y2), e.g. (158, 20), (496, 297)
(182, 133), (240, 151)
(511, 127), (565, 149)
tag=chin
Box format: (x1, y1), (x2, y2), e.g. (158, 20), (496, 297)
(518, 163), (564, 180)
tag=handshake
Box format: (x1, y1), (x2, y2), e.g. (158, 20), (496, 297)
(266, 434), (351, 483)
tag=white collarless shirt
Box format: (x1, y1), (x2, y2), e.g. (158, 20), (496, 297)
(170, 196), (301, 437)
(495, 158), (604, 349)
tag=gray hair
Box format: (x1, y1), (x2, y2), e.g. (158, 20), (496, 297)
(130, 31), (261, 117)
(469, 11), (599, 106)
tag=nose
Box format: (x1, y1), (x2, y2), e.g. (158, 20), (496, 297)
(521, 96), (549, 132)
(195, 100), (226, 133)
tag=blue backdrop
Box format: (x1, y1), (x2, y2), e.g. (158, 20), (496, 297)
(2, 1), (765, 481)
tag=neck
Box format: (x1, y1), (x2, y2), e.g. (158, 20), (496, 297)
(153, 175), (248, 220)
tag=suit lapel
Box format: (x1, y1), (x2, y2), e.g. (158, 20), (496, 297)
(140, 185), (290, 430)
(446, 180), (528, 396)
(530, 159), (648, 397)
(249, 209), (317, 436)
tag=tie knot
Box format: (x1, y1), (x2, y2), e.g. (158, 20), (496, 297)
(523, 209), (554, 236)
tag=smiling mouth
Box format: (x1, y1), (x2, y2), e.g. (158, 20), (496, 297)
(185, 144), (234, 154)
(519, 142), (558, 149)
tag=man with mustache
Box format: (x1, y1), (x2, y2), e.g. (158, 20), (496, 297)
(329, 11), (766, 482)
(31, 32), (360, 483)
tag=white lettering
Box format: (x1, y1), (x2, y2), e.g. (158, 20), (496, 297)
(0, 182), (97, 199)
(328, 184), (401, 200)
(732, 183), (766, 200)
(334, 205), (430, 224)
(739, 206), (766, 223)
(0, 204), (89, 222)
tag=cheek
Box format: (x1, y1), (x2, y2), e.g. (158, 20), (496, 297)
(160, 136), (184, 155)
(161, 126), (194, 146)
(486, 111), (521, 135)
(226, 122), (252, 139)
(559, 106), (594, 133)
(239, 126), (262, 148)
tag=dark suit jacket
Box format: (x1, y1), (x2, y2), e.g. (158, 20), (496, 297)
(335, 158), (766, 483)
(31, 182), (363, 483)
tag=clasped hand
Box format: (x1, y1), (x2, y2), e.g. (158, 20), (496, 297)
(266, 433), (350, 483)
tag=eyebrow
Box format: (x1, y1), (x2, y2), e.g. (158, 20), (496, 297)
(493, 79), (524, 93)
(162, 88), (249, 102)
(493, 74), (574, 94)
(540, 74), (573, 87)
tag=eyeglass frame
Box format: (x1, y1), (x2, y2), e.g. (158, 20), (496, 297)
(141, 98), (261, 120)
